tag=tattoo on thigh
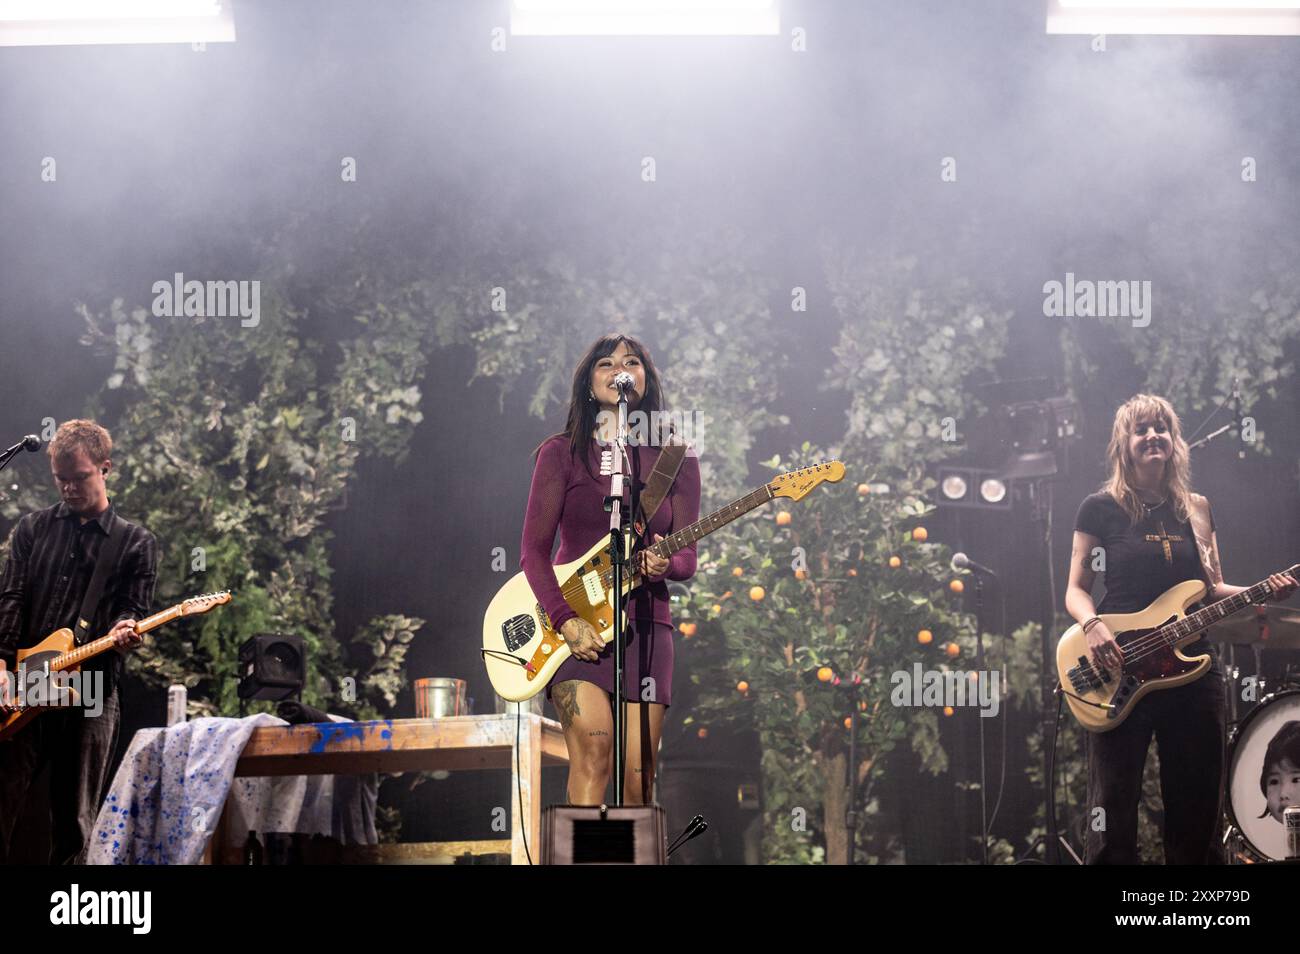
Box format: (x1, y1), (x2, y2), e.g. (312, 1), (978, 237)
(554, 682), (580, 727)
(588, 730), (609, 737)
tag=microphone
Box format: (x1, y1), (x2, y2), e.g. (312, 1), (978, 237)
(951, 552), (997, 577)
(5, 435), (41, 456)
(613, 371), (636, 396)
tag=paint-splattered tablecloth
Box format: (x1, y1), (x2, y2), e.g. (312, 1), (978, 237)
(86, 714), (352, 864)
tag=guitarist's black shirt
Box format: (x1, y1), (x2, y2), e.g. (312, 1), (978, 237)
(1075, 491), (1215, 621)
(0, 501), (158, 691)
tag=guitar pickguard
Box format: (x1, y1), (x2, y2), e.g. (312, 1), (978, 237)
(501, 614), (536, 652)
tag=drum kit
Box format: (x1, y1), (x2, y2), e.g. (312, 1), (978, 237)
(1208, 604), (1300, 863)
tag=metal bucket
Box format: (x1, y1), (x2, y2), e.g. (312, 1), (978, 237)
(494, 691), (545, 718)
(414, 677), (468, 718)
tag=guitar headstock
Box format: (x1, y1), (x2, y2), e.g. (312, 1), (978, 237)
(769, 461), (846, 501)
(180, 591), (233, 616)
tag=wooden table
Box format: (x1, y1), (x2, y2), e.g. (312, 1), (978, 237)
(217, 713), (569, 865)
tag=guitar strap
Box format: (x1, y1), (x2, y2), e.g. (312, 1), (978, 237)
(74, 512), (128, 647)
(1187, 493), (1223, 595)
(632, 438), (689, 539)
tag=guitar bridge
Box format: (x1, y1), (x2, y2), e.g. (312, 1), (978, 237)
(1068, 655), (1110, 694)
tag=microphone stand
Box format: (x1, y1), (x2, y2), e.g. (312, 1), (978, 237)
(603, 386), (633, 806)
(0, 436), (40, 474)
(974, 576), (989, 866)
(1187, 377), (1242, 454)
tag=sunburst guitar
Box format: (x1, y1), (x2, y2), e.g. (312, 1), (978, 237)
(0, 591), (232, 742)
(484, 461), (846, 701)
(1057, 564), (1298, 731)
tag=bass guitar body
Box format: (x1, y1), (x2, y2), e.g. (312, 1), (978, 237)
(1056, 579), (1211, 733)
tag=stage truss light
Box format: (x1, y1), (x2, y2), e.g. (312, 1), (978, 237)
(1047, 0), (1300, 35)
(940, 474), (969, 502)
(510, 0), (780, 36)
(935, 466), (1013, 511)
(979, 478), (1008, 505)
(0, 0), (235, 47)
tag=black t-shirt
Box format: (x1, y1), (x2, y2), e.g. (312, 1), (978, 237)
(1074, 492), (1214, 615)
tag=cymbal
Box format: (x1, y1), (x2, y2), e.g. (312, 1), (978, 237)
(1206, 604), (1300, 649)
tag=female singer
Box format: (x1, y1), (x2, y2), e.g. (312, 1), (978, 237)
(1065, 393), (1297, 863)
(520, 334), (701, 805)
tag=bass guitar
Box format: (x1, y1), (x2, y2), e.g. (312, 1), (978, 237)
(1056, 566), (1298, 731)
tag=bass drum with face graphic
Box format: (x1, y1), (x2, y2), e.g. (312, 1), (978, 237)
(1226, 689), (1300, 862)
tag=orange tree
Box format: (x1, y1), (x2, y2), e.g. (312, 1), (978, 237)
(679, 444), (982, 863)
(676, 252), (1012, 863)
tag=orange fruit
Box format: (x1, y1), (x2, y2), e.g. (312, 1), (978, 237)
(912, 527), (928, 542)
(817, 667), (834, 683)
(946, 642), (960, 658)
(888, 556), (901, 568)
(917, 629), (933, 645)
(711, 603), (722, 614)
(857, 483), (871, 496)
(679, 622), (697, 637)
(794, 569), (808, 580)
(776, 511), (792, 526)
(722, 590), (733, 599)
(847, 568), (858, 577)
(843, 717), (853, 730)
(737, 681), (749, 693)
(732, 566), (744, 578)
(949, 579), (964, 594)
(749, 586), (765, 601)
(943, 706), (954, 717)
(697, 727), (709, 739)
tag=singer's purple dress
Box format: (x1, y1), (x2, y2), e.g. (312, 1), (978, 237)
(520, 435), (701, 707)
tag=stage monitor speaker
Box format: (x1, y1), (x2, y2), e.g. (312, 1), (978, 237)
(237, 632), (305, 701)
(541, 804), (666, 865)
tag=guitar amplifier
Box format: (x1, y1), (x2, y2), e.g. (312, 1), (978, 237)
(541, 804), (667, 865)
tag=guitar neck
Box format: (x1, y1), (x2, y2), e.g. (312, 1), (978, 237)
(648, 483), (775, 561)
(53, 603), (185, 672)
(1163, 563), (1300, 644)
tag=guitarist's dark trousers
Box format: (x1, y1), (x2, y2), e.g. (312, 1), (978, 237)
(0, 683), (120, 865)
(1084, 649), (1225, 864)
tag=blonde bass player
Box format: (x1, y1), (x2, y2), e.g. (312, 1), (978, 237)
(1065, 394), (1296, 864)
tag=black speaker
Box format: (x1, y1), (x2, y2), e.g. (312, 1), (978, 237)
(237, 633), (305, 701)
(541, 804), (666, 865)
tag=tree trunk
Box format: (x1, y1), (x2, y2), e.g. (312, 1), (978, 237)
(820, 748), (848, 864)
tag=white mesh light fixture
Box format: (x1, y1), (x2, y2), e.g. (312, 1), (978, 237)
(510, 0), (780, 36)
(0, 0), (235, 47)
(1047, 0), (1300, 35)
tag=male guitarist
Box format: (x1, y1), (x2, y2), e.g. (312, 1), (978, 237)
(0, 420), (158, 864)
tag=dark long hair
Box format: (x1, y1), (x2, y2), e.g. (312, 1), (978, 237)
(532, 333), (668, 480)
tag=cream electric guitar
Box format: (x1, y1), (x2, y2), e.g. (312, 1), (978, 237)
(1056, 565), (1298, 732)
(484, 461), (846, 701)
(0, 591), (232, 742)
